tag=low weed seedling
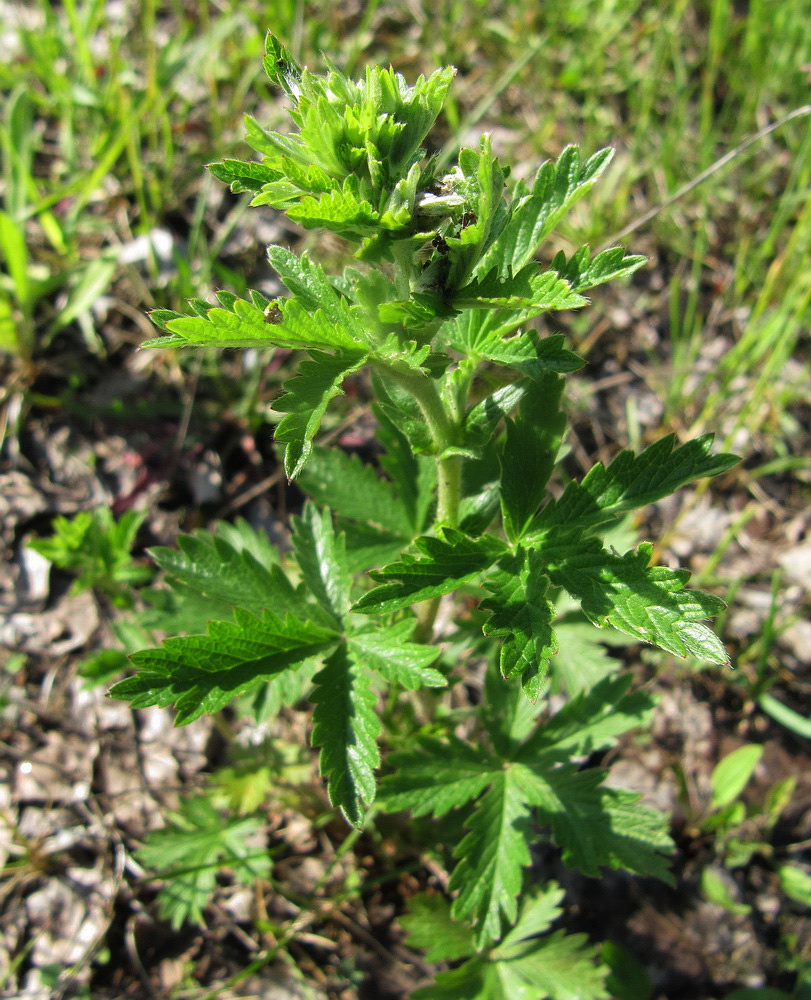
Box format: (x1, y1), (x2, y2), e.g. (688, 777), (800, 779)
(112, 35), (739, 993)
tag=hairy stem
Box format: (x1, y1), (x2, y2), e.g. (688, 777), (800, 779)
(371, 362), (464, 642)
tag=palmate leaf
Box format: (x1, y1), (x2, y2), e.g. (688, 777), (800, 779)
(381, 736), (496, 818)
(383, 740), (533, 946)
(137, 796), (271, 930)
(407, 886), (608, 1000)
(536, 534), (729, 663)
(274, 351), (366, 479)
(529, 433), (739, 537)
(481, 550), (557, 699)
(110, 609), (338, 725)
(383, 673), (668, 947)
(310, 644), (381, 826)
(353, 529), (505, 615)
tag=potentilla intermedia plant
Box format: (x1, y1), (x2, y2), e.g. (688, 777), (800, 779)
(113, 35), (737, 994)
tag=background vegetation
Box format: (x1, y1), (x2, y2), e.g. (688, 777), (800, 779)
(1, 1), (809, 998)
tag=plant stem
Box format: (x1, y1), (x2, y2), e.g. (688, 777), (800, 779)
(371, 363), (465, 642)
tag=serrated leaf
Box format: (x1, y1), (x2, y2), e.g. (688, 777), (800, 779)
(413, 891), (608, 1000)
(110, 609), (337, 725)
(311, 644), (380, 826)
(454, 267), (585, 313)
(464, 381), (530, 449)
(444, 134), (508, 289)
(514, 763), (674, 882)
(412, 957), (495, 1000)
(207, 158), (281, 193)
(449, 769), (534, 945)
(517, 674), (655, 760)
(400, 893), (475, 962)
(353, 529), (505, 615)
(297, 446), (417, 539)
(498, 882), (565, 945)
(492, 929), (610, 1000)
(535, 535), (728, 663)
(274, 351), (366, 479)
(147, 287), (366, 353)
(551, 245), (647, 292)
(150, 529), (306, 620)
(287, 182), (379, 236)
(291, 504), (351, 624)
(349, 619), (445, 689)
(477, 146), (614, 278)
(138, 796), (270, 929)
(380, 737), (495, 817)
(550, 620), (618, 696)
(374, 404), (437, 533)
(499, 375), (566, 541)
(481, 550), (557, 694)
(484, 332), (584, 377)
(530, 434), (739, 537)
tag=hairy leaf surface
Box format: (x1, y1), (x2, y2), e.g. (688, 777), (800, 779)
(535, 535), (728, 663)
(530, 434), (739, 536)
(349, 620), (445, 689)
(111, 609), (337, 724)
(311, 644), (381, 826)
(274, 351), (366, 479)
(354, 529), (505, 615)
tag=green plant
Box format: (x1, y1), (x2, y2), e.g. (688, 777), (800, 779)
(111, 36), (739, 993)
(29, 507), (152, 608)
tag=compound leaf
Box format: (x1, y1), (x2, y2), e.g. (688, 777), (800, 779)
(400, 893), (475, 963)
(137, 796), (270, 929)
(380, 737), (495, 818)
(513, 763), (674, 882)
